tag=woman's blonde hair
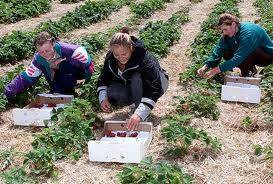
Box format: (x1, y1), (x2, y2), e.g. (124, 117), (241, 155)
(110, 27), (132, 48)
(217, 13), (239, 27)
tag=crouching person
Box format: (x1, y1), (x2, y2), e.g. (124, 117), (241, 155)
(197, 13), (273, 78)
(4, 31), (94, 98)
(97, 27), (169, 131)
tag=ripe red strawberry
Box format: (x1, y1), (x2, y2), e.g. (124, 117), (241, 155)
(47, 103), (57, 107)
(105, 130), (116, 137)
(129, 132), (138, 137)
(117, 132), (127, 137)
(34, 104), (43, 108)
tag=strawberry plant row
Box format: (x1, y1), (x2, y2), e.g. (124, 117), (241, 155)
(117, 156), (193, 183)
(254, 0), (273, 124)
(0, 0), (130, 64)
(179, 0), (239, 93)
(251, 0), (273, 163)
(130, 0), (172, 19)
(162, 120), (221, 157)
(161, 93), (221, 158)
(0, 0), (51, 24)
(139, 7), (190, 58)
(176, 93), (220, 120)
(1, 99), (97, 181)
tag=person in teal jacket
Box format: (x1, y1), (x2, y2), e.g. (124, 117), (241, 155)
(197, 13), (273, 78)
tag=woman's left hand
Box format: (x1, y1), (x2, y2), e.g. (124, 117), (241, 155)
(127, 114), (141, 131)
(204, 66), (221, 79)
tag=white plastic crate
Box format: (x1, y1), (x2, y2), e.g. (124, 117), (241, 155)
(88, 121), (153, 163)
(12, 93), (73, 126)
(221, 75), (261, 104)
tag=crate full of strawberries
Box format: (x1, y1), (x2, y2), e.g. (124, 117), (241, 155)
(88, 121), (153, 163)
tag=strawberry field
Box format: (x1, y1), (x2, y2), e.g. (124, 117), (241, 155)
(0, 0), (273, 183)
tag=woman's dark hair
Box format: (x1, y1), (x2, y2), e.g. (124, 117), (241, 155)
(217, 13), (239, 27)
(33, 31), (55, 47)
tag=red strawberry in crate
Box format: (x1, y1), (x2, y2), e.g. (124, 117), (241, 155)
(129, 132), (138, 137)
(117, 132), (127, 137)
(105, 130), (116, 137)
(47, 103), (57, 107)
(34, 104), (43, 108)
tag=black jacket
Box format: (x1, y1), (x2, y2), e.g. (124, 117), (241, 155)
(97, 37), (168, 110)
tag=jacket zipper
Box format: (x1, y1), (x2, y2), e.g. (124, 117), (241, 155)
(108, 62), (139, 85)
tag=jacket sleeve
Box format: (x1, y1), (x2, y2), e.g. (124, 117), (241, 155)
(205, 37), (227, 68)
(71, 46), (94, 80)
(96, 52), (113, 103)
(219, 31), (260, 72)
(4, 62), (42, 98)
(134, 51), (165, 120)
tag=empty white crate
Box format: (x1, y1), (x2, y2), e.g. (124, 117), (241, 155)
(88, 121), (153, 163)
(12, 93), (73, 126)
(221, 75), (261, 104)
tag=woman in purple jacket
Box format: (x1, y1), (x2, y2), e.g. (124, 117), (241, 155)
(4, 31), (94, 98)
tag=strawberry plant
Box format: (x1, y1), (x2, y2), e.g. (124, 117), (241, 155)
(130, 0), (172, 19)
(117, 156), (193, 183)
(0, 0), (51, 24)
(254, 0), (273, 36)
(0, 149), (36, 183)
(253, 143), (273, 160)
(75, 67), (102, 109)
(162, 121), (221, 157)
(0, 31), (36, 62)
(254, 0), (273, 125)
(139, 7), (189, 58)
(22, 99), (97, 176)
(241, 116), (252, 127)
(0, 94), (8, 112)
(164, 114), (192, 125)
(24, 147), (56, 177)
(177, 93), (220, 120)
(0, 166), (36, 184)
(0, 149), (15, 171)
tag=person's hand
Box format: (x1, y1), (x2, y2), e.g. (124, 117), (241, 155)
(72, 52), (88, 63)
(52, 57), (66, 69)
(101, 98), (111, 113)
(126, 114), (141, 131)
(197, 65), (208, 77)
(204, 66), (221, 79)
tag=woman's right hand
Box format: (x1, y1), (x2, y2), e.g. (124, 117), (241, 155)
(101, 98), (112, 113)
(197, 65), (208, 77)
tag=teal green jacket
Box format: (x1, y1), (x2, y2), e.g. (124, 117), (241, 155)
(205, 22), (273, 72)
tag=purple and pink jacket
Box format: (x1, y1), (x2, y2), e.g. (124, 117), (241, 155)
(4, 42), (94, 97)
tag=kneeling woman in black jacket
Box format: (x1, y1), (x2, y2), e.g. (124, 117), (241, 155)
(97, 27), (169, 131)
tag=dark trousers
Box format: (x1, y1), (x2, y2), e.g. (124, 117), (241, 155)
(223, 48), (273, 77)
(107, 72), (168, 107)
(107, 73), (142, 107)
(51, 60), (85, 94)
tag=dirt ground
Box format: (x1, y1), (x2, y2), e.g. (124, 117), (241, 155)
(1, 0), (273, 183)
